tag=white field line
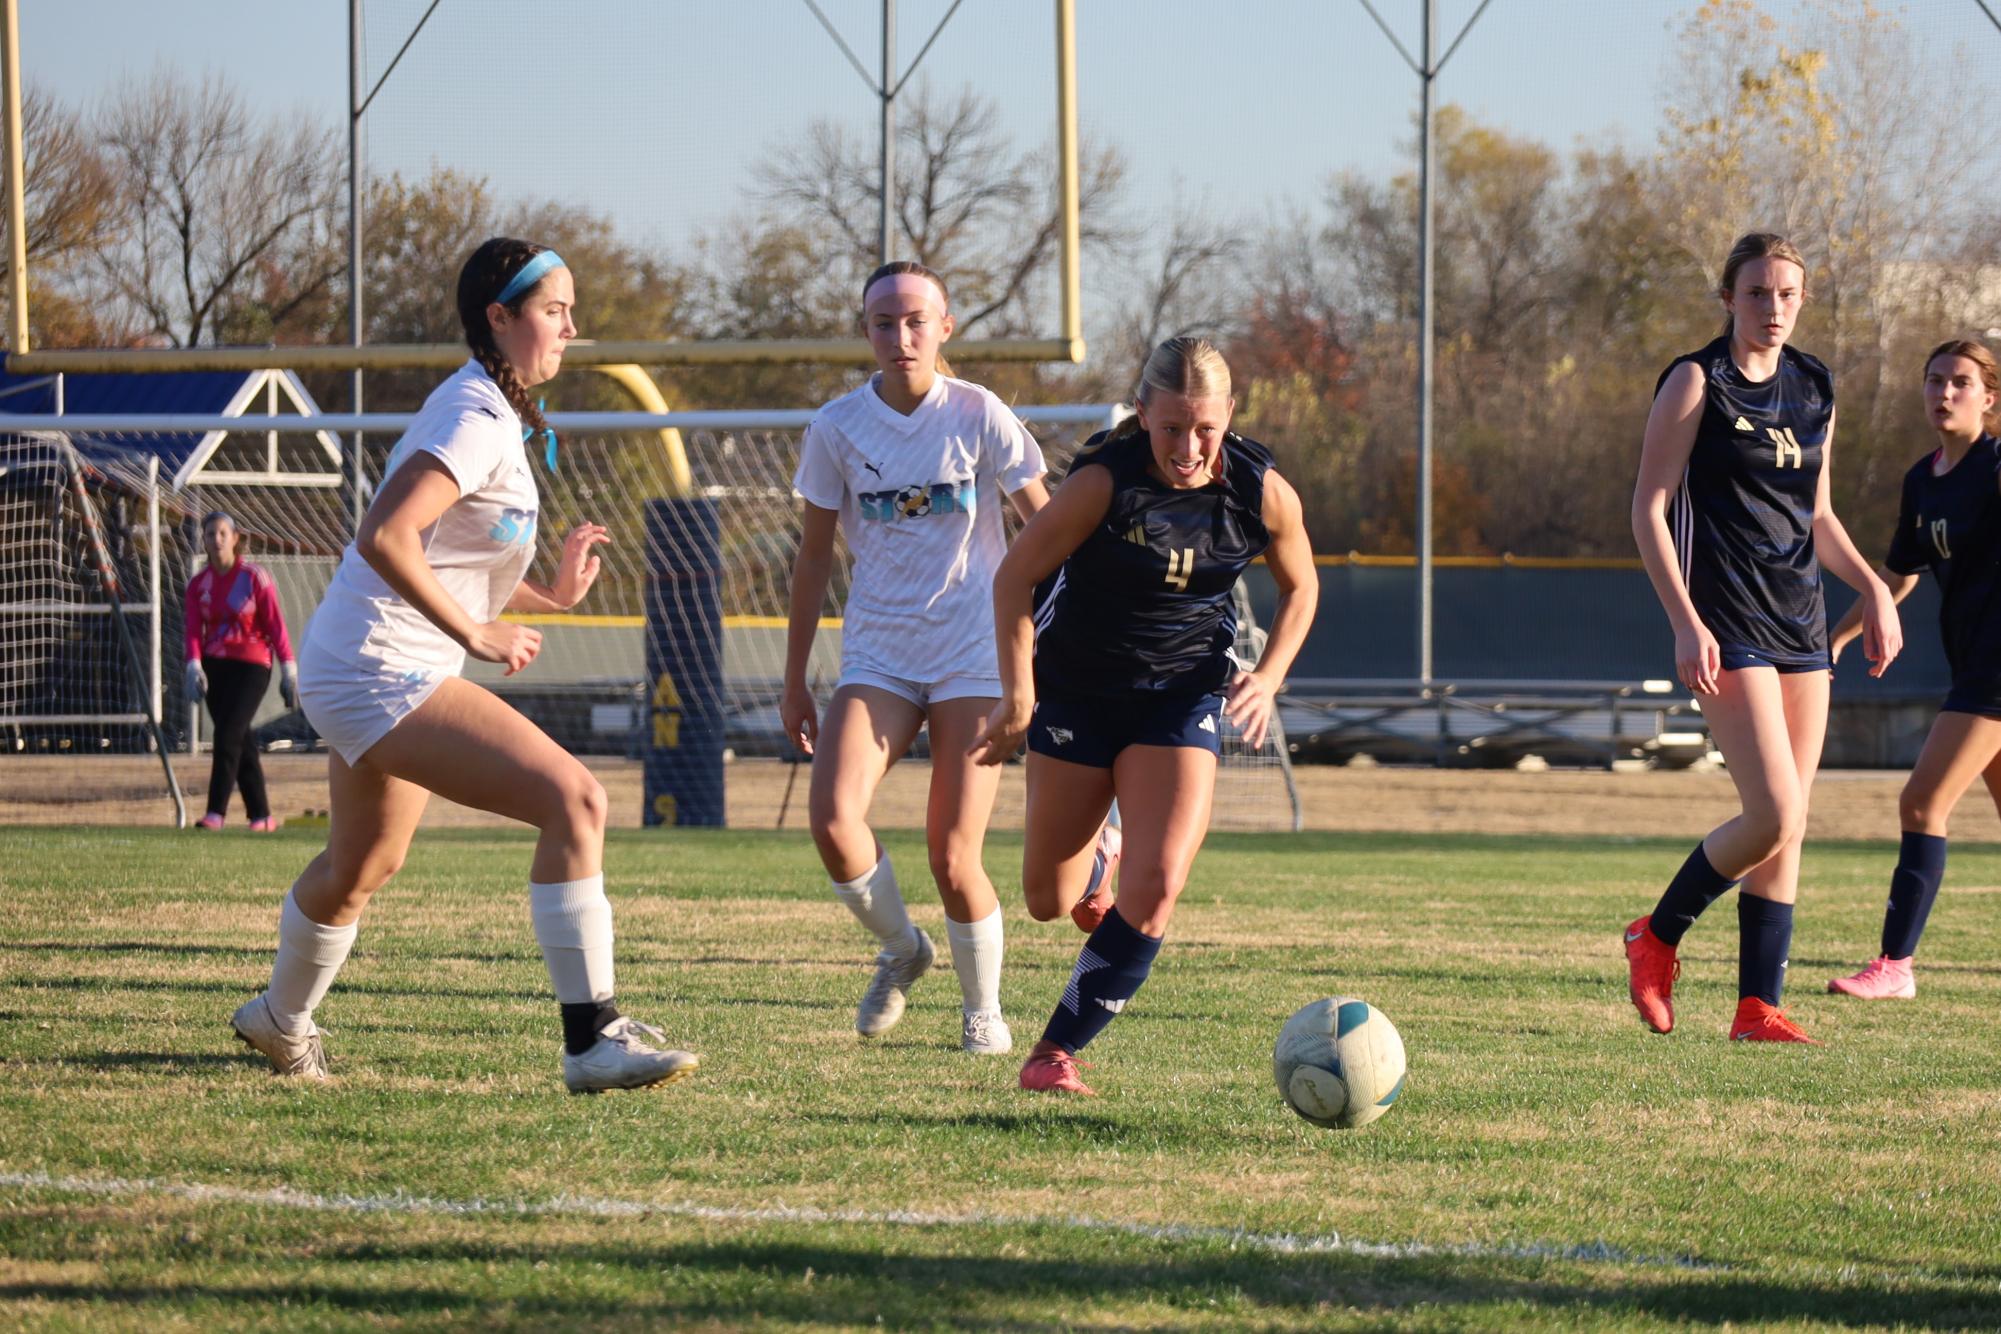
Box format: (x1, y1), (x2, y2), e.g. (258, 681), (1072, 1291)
(0, 1169), (1719, 1271)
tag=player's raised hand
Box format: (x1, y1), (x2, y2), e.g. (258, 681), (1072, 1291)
(552, 523), (611, 608)
(1674, 620), (1722, 696)
(780, 681), (819, 756)
(466, 620), (542, 675)
(969, 694), (1033, 766)
(1224, 670), (1279, 749)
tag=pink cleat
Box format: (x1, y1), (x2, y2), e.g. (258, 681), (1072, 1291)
(248, 816), (281, 833)
(1019, 1047), (1096, 1096)
(195, 813), (224, 832)
(1071, 823), (1123, 934)
(1828, 954), (1915, 1000)
(1624, 915), (1679, 1034)
(1730, 997), (1821, 1044)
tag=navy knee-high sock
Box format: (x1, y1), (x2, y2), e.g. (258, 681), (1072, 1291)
(1738, 894), (1795, 1005)
(1041, 907), (1161, 1054)
(1881, 831), (1947, 960)
(1650, 842), (1738, 946)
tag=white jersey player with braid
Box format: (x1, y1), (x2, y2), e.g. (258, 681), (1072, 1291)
(230, 238), (699, 1094)
(782, 261), (1051, 1055)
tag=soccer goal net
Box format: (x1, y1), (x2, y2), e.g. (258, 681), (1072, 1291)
(0, 408), (1301, 832)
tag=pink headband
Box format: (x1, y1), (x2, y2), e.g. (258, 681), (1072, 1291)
(864, 273), (947, 312)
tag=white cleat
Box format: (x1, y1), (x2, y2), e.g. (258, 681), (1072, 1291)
(562, 1016), (700, 1094)
(961, 1008), (1013, 1055)
(856, 928), (935, 1037)
(230, 994), (329, 1080)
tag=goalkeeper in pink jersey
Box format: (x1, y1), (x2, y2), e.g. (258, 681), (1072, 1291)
(183, 509), (296, 832)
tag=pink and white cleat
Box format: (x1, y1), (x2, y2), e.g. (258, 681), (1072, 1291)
(1828, 954), (1916, 1000)
(1071, 823), (1123, 934)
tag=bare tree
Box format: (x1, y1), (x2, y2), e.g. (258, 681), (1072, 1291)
(753, 83), (1126, 336)
(86, 70), (343, 347)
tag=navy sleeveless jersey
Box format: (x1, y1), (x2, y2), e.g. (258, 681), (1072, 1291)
(1034, 430), (1273, 699)
(1885, 436), (2001, 689)
(1661, 336), (1835, 663)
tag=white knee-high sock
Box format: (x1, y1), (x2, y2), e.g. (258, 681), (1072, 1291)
(530, 876), (616, 1004)
(266, 886), (358, 1036)
(945, 906), (1004, 1014)
(832, 854), (917, 958)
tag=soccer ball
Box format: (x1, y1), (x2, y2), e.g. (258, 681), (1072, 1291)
(1272, 996), (1407, 1129)
(895, 485), (931, 518)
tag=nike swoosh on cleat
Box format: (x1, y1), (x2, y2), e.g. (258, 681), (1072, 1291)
(1731, 1028), (1755, 1039)
(1625, 928), (1645, 943)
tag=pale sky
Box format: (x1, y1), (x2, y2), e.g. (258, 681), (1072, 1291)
(20, 2), (2001, 338)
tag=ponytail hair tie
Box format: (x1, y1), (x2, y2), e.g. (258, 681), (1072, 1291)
(524, 398), (558, 472)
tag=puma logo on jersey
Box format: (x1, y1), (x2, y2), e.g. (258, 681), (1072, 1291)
(1045, 726), (1074, 746)
(1123, 524), (1149, 546)
(1734, 416), (1754, 432)
(861, 459), (883, 481)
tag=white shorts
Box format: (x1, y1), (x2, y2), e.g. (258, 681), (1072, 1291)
(836, 667), (1000, 709)
(298, 636), (453, 766)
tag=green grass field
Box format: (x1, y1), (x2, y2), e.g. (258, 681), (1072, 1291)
(2, 825), (1999, 1330)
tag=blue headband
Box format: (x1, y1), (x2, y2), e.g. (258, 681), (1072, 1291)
(493, 250), (565, 307)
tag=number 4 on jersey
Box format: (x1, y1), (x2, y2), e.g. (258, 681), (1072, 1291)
(1165, 547), (1195, 592)
(1766, 426), (1804, 469)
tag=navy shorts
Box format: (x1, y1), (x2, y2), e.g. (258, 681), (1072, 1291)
(1027, 691), (1227, 769)
(1718, 643), (1830, 674)
(1942, 677), (2001, 719)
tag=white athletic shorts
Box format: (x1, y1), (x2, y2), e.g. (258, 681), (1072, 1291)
(835, 667), (1000, 708)
(298, 635), (453, 766)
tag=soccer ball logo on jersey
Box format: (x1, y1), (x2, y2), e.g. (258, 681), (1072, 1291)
(859, 479), (977, 523)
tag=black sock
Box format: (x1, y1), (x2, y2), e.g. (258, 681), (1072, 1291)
(1737, 895), (1794, 1005)
(1040, 907), (1162, 1054)
(560, 1000), (621, 1056)
(1650, 841), (1737, 946)
(1881, 831), (1946, 960)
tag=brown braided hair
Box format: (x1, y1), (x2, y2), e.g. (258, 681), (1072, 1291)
(861, 260), (954, 379)
(457, 237), (556, 434)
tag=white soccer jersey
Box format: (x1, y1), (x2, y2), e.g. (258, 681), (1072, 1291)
(793, 374), (1045, 683)
(305, 360), (540, 678)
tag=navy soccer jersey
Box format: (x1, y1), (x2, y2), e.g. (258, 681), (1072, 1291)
(1884, 436), (2001, 709)
(1661, 336), (1835, 665)
(1034, 429), (1273, 699)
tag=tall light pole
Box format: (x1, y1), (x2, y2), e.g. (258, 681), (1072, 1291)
(1358, 0), (1494, 684)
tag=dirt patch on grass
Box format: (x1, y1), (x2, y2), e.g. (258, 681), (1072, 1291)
(4, 753), (1994, 843)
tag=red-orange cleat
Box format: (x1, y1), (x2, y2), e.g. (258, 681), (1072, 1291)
(1729, 996), (1820, 1044)
(1019, 1047), (1096, 1096)
(1071, 823), (1122, 934)
(1624, 915), (1679, 1034)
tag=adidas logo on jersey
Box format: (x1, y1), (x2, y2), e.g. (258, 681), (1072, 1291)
(1199, 714), (1217, 734)
(1734, 416), (1754, 432)
(1123, 524), (1148, 546)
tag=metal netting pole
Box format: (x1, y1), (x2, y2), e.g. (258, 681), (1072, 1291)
(349, 0), (367, 536)
(1416, 0), (1436, 687)
(879, 0), (896, 264)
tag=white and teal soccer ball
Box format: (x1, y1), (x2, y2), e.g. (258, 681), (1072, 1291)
(1272, 997), (1407, 1129)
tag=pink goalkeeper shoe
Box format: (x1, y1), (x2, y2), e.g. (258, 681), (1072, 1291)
(248, 816), (280, 833)
(1827, 954), (1915, 999)
(194, 813), (224, 832)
